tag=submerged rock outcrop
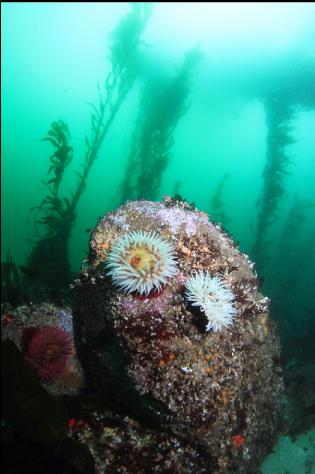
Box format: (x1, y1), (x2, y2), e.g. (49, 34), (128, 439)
(1, 303), (84, 396)
(72, 197), (284, 473)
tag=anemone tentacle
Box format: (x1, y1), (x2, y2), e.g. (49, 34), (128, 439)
(105, 230), (177, 295)
(185, 271), (236, 331)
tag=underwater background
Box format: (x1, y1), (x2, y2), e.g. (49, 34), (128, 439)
(1, 2), (315, 473)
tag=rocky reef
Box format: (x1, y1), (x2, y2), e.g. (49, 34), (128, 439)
(72, 197), (284, 473)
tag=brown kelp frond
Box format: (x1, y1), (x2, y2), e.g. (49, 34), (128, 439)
(119, 46), (202, 203)
(42, 120), (73, 195)
(109, 3), (152, 77)
(209, 173), (231, 227)
(27, 121), (73, 238)
(29, 195), (73, 237)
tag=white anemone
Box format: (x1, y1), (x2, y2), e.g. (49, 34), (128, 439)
(105, 230), (177, 295)
(185, 271), (236, 331)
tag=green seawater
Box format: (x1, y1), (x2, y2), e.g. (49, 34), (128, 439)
(1, 2), (315, 471)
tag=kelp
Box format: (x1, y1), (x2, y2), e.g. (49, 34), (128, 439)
(42, 120), (73, 195)
(119, 47), (202, 202)
(249, 53), (315, 272)
(269, 194), (314, 302)
(28, 120), (74, 236)
(24, 4), (152, 303)
(209, 173), (231, 228)
(246, 55), (315, 411)
(23, 120), (76, 302)
(279, 194), (314, 240)
(69, 3), (152, 215)
(251, 96), (295, 271)
(266, 197), (314, 374)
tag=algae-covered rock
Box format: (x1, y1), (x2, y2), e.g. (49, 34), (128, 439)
(73, 198), (284, 473)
